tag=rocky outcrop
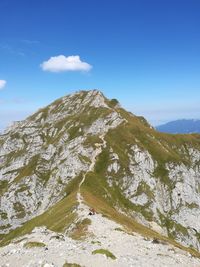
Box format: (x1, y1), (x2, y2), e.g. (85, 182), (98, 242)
(120, 144), (200, 249)
(0, 90), (124, 234)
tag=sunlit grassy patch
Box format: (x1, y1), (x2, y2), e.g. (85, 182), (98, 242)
(63, 263), (82, 267)
(92, 248), (116, 260)
(24, 241), (46, 248)
(70, 218), (91, 240)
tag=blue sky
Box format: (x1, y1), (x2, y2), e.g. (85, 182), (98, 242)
(0, 0), (200, 130)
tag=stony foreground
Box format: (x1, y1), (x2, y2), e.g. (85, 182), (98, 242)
(1, 206), (200, 267)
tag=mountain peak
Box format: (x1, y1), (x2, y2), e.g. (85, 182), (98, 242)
(3, 90), (122, 135)
(1, 90), (200, 266)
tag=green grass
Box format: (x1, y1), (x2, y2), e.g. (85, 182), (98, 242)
(108, 107), (200, 168)
(14, 155), (39, 183)
(108, 98), (119, 108)
(94, 148), (110, 174)
(70, 218), (91, 240)
(114, 227), (124, 232)
(92, 249), (116, 260)
(186, 202), (199, 209)
(0, 224), (11, 231)
(83, 166), (155, 222)
(158, 211), (189, 239)
(91, 240), (101, 245)
(68, 126), (81, 140)
(83, 134), (103, 148)
(82, 189), (200, 258)
(0, 173), (82, 247)
(0, 192), (77, 247)
(78, 154), (91, 164)
(153, 165), (171, 187)
(134, 181), (154, 199)
(0, 211), (8, 220)
(13, 202), (26, 219)
(63, 263), (82, 267)
(0, 180), (8, 196)
(24, 241), (46, 248)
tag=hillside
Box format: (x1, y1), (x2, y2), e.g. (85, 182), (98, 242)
(0, 90), (200, 266)
(156, 119), (200, 134)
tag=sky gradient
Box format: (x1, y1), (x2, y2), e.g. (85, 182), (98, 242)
(0, 0), (200, 130)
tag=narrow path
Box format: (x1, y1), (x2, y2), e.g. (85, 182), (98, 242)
(77, 134), (106, 208)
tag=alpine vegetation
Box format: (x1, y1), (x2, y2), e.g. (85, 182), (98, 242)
(0, 90), (200, 267)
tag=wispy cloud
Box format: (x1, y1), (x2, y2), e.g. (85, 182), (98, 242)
(0, 43), (14, 53)
(0, 43), (25, 57)
(0, 110), (33, 132)
(0, 97), (29, 105)
(0, 80), (6, 90)
(21, 39), (40, 45)
(11, 97), (27, 104)
(40, 55), (92, 72)
(0, 39), (40, 57)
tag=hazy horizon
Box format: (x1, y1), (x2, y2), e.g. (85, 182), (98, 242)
(0, 89), (199, 132)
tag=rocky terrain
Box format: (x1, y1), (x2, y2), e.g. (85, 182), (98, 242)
(0, 89), (200, 266)
(1, 205), (200, 267)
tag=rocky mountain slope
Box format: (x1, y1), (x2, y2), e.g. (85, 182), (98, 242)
(0, 90), (200, 266)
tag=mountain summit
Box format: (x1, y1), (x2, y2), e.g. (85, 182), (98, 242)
(0, 90), (200, 266)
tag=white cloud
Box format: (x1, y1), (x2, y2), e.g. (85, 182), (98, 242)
(0, 80), (6, 90)
(40, 55), (92, 72)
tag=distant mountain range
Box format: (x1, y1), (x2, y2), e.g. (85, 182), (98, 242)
(156, 119), (200, 134)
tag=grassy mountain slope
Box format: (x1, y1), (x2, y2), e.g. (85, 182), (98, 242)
(0, 90), (200, 257)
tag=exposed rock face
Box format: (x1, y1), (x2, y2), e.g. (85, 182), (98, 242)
(0, 89), (200, 255)
(0, 90), (124, 233)
(122, 145), (200, 250)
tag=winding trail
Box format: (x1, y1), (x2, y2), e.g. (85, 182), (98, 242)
(76, 134), (106, 213)
(1, 136), (200, 267)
